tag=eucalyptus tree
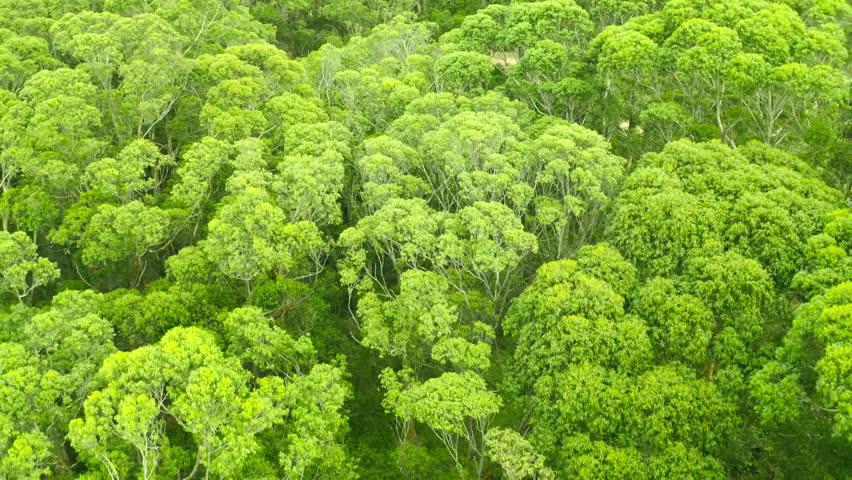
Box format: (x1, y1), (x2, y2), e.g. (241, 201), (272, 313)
(69, 324), (354, 480)
(0, 231), (59, 303)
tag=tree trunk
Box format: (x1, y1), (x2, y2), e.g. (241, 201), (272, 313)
(404, 418), (417, 444)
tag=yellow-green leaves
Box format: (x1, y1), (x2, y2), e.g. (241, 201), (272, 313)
(610, 140), (841, 283)
(85, 139), (174, 202)
(385, 370), (500, 435)
(485, 427), (554, 480)
(71, 324), (352, 479)
(80, 201), (170, 268)
(381, 368), (501, 474)
(505, 245), (651, 388)
(203, 183), (327, 289)
(0, 230), (58, 302)
(753, 282), (852, 442)
(224, 306), (316, 377)
(0, 430), (52, 480)
(435, 51), (494, 93)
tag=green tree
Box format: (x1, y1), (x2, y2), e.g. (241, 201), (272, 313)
(485, 427), (554, 480)
(201, 172), (326, 295)
(79, 201), (171, 287)
(0, 230), (58, 303)
(381, 369), (501, 477)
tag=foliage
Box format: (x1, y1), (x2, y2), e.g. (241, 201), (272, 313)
(0, 0), (848, 478)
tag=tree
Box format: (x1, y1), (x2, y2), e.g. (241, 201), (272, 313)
(79, 201), (171, 287)
(271, 147), (346, 227)
(168, 136), (233, 237)
(85, 139), (174, 202)
(355, 136), (429, 214)
(0, 231), (58, 303)
(338, 198), (446, 296)
(364, 106), (624, 258)
(358, 269), (492, 374)
(278, 363), (357, 479)
(262, 93), (329, 153)
(485, 427), (554, 480)
(632, 276), (714, 367)
(68, 327), (279, 479)
(17, 69), (106, 191)
(504, 244), (650, 393)
(434, 51), (494, 93)
(752, 281), (852, 441)
(520, 124), (625, 257)
(201, 172), (327, 295)
(340, 198), (537, 319)
(381, 369), (501, 477)
(0, 184), (59, 240)
(435, 201), (538, 318)
(0, 343), (66, 477)
(0, 430), (53, 480)
(608, 140), (841, 281)
(0, 290), (116, 476)
(70, 325), (353, 480)
(792, 209), (852, 299)
(223, 306), (316, 377)
(530, 363), (735, 479)
(100, 288), (193, 349)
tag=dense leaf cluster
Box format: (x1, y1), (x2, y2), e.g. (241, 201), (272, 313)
(0, 0), (848, 478)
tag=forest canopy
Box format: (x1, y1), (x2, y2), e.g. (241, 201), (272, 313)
(0, 0), (849, 478)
